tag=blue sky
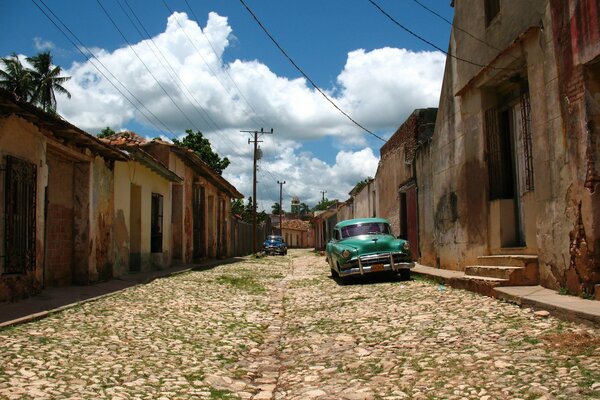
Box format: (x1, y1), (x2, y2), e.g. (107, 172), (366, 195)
(1, 0), (453, 211)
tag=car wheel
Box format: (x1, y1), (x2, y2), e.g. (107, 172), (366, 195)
(399, 269), (410, 281)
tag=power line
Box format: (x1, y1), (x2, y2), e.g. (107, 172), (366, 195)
(31, 0), (176, 137)
(95, 0), (201, 132)
(118, 0), (227, 134)
(410, 0), (518, 58)
(183, 0), (269, 129)
(238, 0), (386, 143)
(368, 0), (517, 71)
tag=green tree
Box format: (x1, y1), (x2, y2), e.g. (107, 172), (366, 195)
(271, 202), (282, 215)
(173, 129), (230, 175)
(313, 198), (338, 212)
(232, 197), (267, 224)
(231, 198), (244, 216)
(299, 202), (311, 217)
(26, 51), (71, 112)
(97, 126), (116, 138)
(0, 53), (33, 102)
(351, 177), (372, 194)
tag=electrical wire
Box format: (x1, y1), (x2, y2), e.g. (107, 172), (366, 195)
(31, 0), (176, 137)
(95, 0), (201, 133)
(368, 0), (517, 71)
(160, 0), (262, 156)
(119, 0), (227, 134)
(183, 0), (270, 129)
(410, 0), (518, 59)
(238, 0), (387, 143)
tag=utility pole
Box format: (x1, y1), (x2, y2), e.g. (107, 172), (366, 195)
(241, 128), (273, 254)
(277, 180), (286, 235)
(320, 190), (327, 203)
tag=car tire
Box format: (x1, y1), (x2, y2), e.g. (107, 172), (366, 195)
(399, 269), (410, 281)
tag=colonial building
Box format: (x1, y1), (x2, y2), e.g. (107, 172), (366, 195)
(143, 139), (243, 261)
(101, 132), (182, 274)
(424, 0), (600, 297)
(375, 108), (437, 260)
(0, 89), (127, 301)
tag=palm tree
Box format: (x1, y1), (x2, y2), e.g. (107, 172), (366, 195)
(271, 202), (282, 215)
(0, 53), (33, 102)
(26, 51), (71, 112)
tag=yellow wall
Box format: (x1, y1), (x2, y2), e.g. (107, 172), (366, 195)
(113, 160), (173, 274)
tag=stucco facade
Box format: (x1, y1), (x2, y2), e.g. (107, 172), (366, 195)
(425, 0), (600, 296)
(0, 90), (126, 301)
(375, 109), (437, 256)
(143, 140), (243, 261)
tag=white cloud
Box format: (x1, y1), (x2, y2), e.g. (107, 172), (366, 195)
(33, 37), (55, 51)
(53, 11), (444, 206)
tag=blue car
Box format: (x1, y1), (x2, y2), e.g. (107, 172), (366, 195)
(263, 235), (288, 255)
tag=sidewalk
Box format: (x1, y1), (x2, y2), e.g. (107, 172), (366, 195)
(413, 263), (600, 325)
(0, 258), (242, 328)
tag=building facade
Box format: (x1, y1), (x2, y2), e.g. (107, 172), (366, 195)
(425, 0), (600, 296)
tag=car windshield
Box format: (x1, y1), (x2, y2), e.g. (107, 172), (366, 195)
(340, 222), (392, 238)
(266, 235), (283, 242)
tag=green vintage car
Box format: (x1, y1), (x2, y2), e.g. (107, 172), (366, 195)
(325, 218), (414, 280)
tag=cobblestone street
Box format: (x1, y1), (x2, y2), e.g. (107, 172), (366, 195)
(1, 249), (599, 399)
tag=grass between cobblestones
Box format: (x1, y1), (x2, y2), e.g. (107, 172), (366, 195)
(1, 250), (599, 399)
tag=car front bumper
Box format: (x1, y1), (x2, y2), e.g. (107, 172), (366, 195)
(339, 252), (414, 277)
(264, 246), (286, 254)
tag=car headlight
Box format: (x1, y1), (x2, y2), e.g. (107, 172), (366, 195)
(402, 241), (410, 252)
(341, 249), (352, 259)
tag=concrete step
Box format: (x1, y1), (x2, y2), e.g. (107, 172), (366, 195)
(465, 265), (523, 280)
(467, 255), (539, 286)
(463, 274), (508, 282)
(477, 254), (538, 268)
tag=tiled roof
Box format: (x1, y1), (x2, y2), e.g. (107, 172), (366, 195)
(281, 219), (310, 231)
(102, 130), (148, 146)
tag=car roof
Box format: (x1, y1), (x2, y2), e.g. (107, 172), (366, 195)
(335, 217), (391, 229)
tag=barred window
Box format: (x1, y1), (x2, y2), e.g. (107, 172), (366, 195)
(4, 155), (37, 274)
(151, 193), (163, 253)
(520, 92), (535, 191)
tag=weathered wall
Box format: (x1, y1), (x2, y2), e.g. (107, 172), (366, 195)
(415, 140), (436, 267)
(45, 153), (75, 287)
(545, 0), (600, 296)
(89, 156), (114, 282)
(376, 146), (408, 237)
(113, 160), (173, 275)
(353, 181), (375, 219)
(429, 0), (600, 297)
(0, 116), (46, 301)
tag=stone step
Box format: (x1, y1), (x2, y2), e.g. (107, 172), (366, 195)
(477, 254), (538, 268)
(465, 265), (523, 280)
(463, 274), (508, 283)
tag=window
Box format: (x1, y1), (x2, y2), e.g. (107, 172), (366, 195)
(151, 193), (163, 253)
(485, 0), (500, 26)
(4, 155), (36, 274)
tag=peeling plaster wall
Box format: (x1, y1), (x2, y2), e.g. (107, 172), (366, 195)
(545, 0), (600, 296)
(0, 116), (46, 301)
(430, 0), (600, 296)
(90, 156), (114, 282)
(415, 140), (435, 267)
(113, 160), (173, 275)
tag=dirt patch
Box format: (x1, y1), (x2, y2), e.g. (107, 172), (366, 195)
(541, 331), (600, 354)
